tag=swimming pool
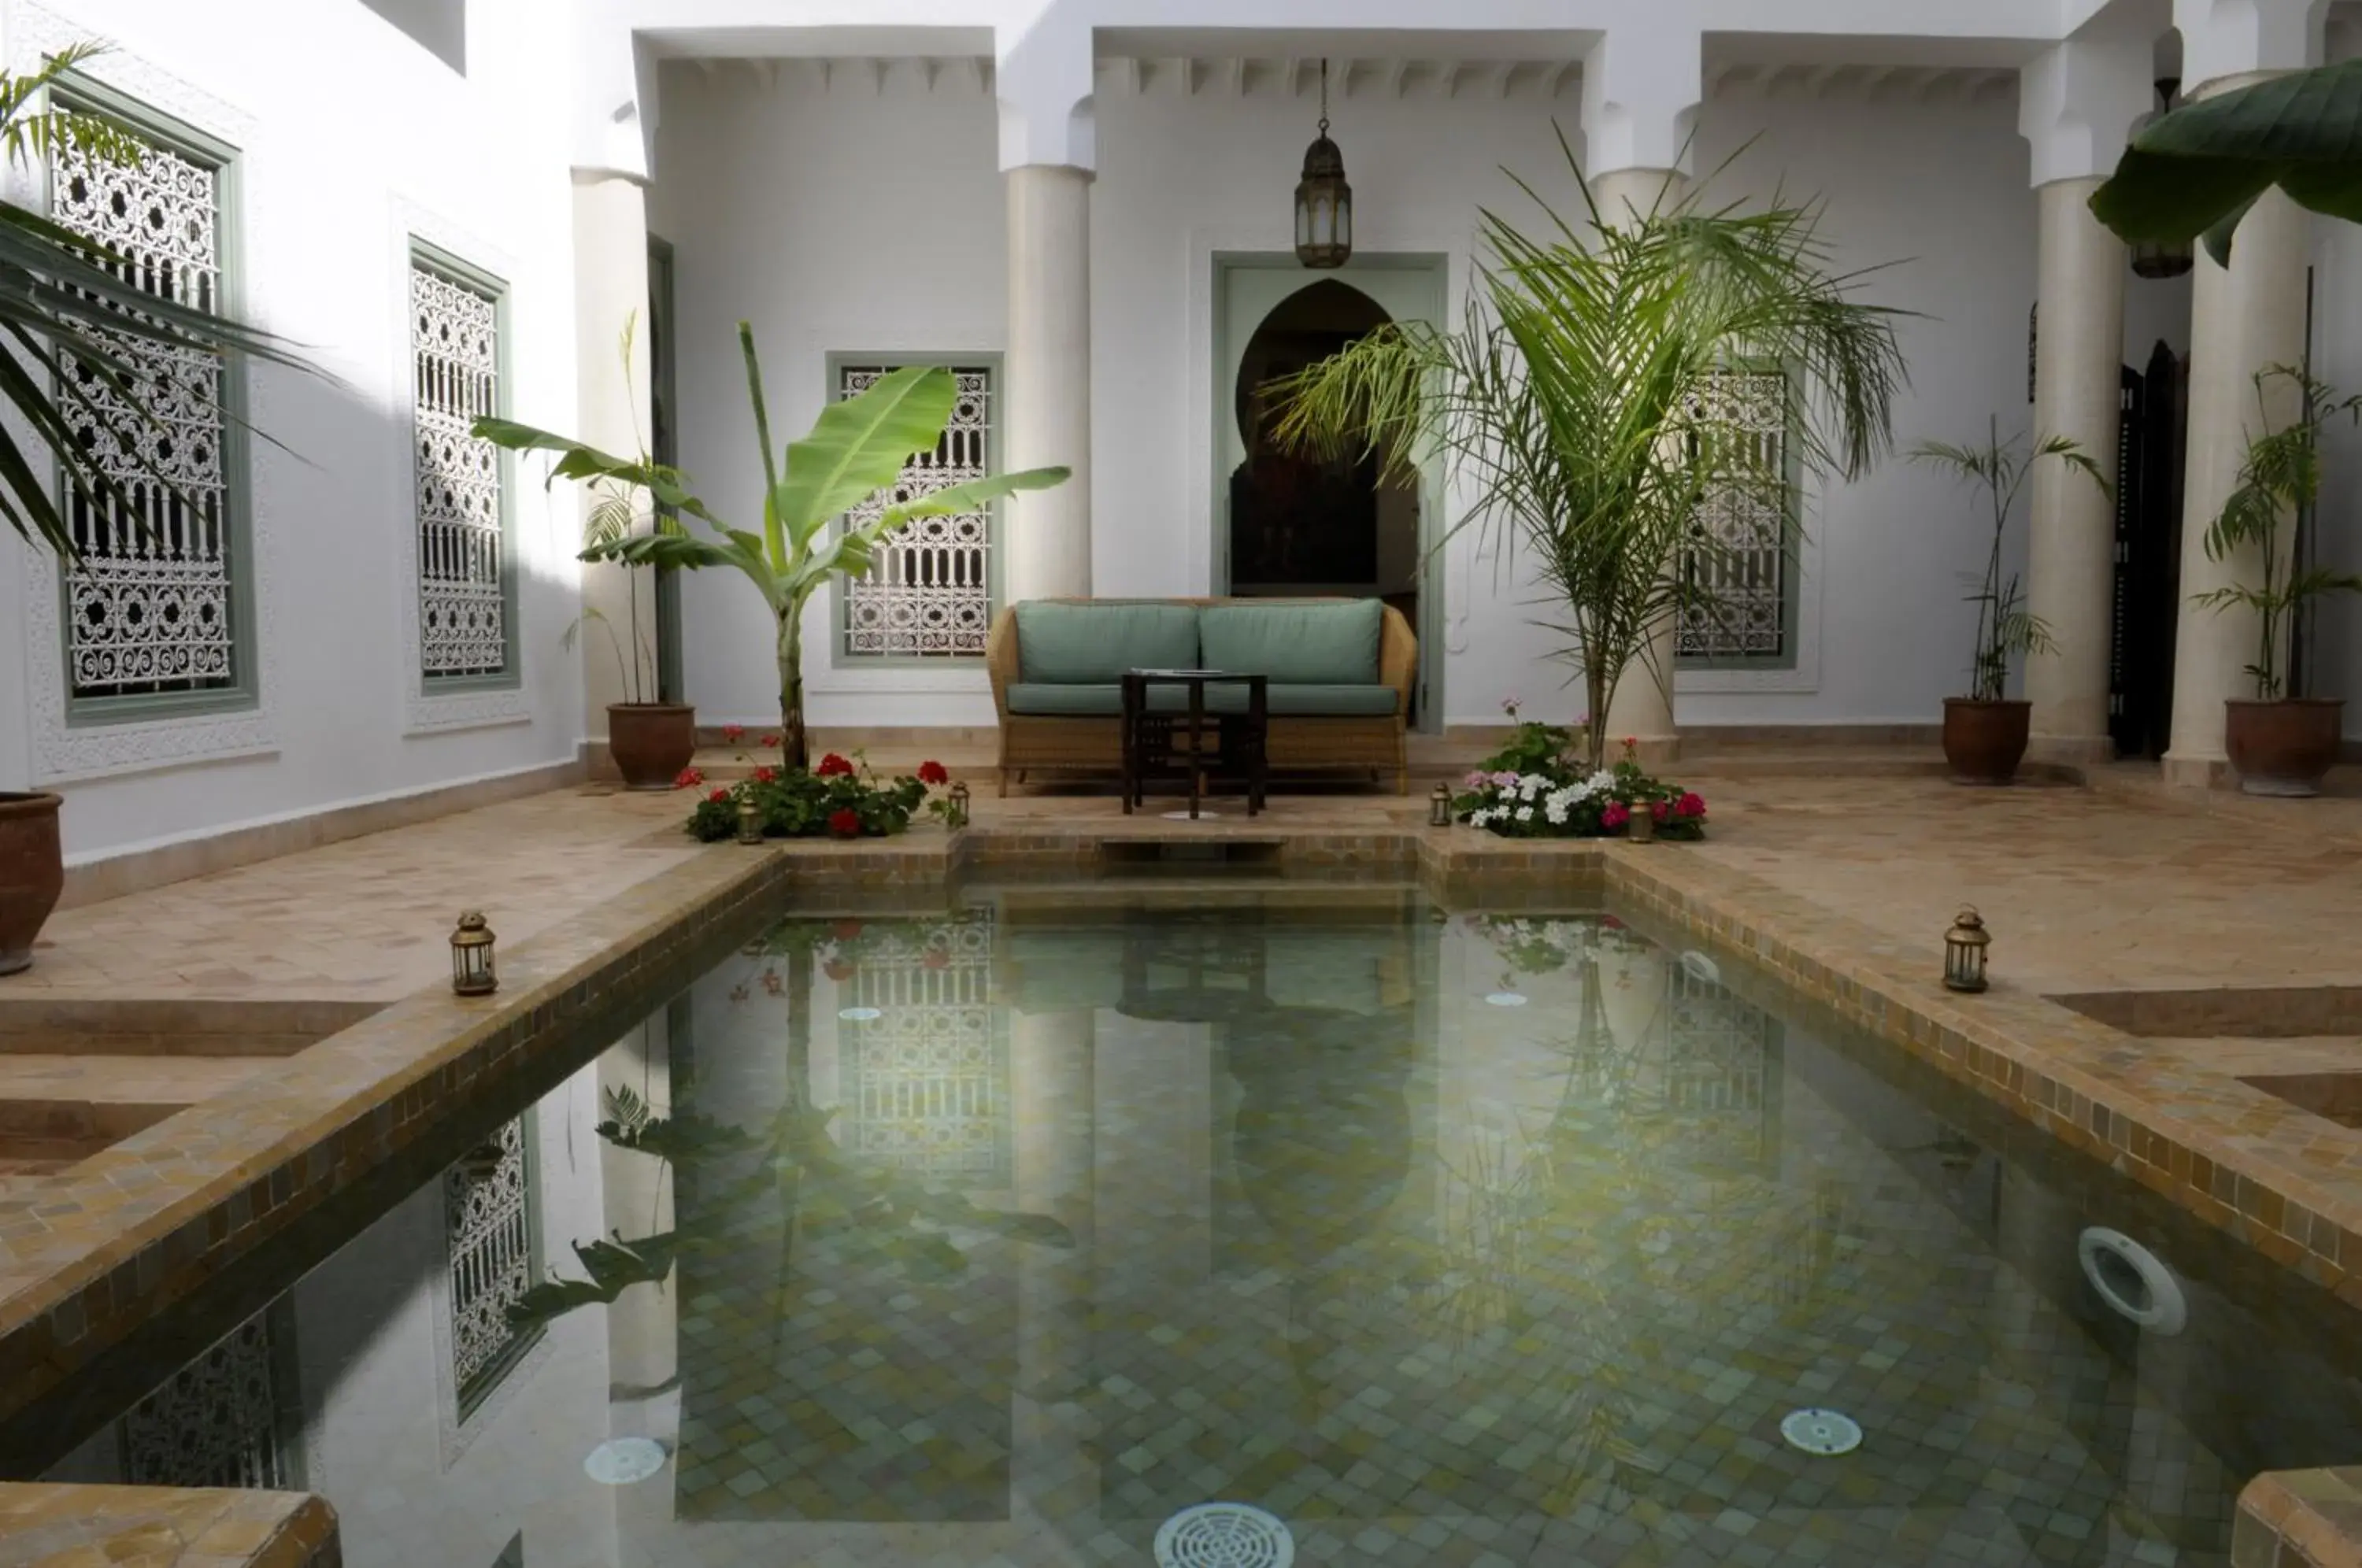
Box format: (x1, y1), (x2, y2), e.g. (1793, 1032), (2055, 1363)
(17, 889), (2362, 1566)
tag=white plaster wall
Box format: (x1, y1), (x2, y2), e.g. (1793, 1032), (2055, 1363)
(654, 67), (2081, 730)
(0, 0), (586, 860)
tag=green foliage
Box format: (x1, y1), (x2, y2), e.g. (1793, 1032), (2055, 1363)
(1452, 726), (1709, 840)
(2188, 365), (2362, 699)
(683, 753), (934, 841)
(0, 43), (316, 558)
(1908, 423), (2103, 702)
(2090, 60), (2362, 267)
(478, 328), (1068, 768)
(1266, 128), (1907, 770)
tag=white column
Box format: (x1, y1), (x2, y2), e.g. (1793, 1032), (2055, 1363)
(2162, 0), (2323, 785)
(2020, 38), (2153, 761)
(570, 172), (653, 755)
(998, 27), (1096, 604)
(1584, 29), (1702, 762)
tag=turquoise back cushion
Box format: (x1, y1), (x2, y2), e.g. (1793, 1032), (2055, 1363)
(1014, 601), (1201, 684)
(1198, 600), (1383, 685)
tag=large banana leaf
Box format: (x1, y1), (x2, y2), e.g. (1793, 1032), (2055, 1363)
(472, 419), (723, 526)
(772, 363), (956, 553)
(2091, 58), (2362, 264)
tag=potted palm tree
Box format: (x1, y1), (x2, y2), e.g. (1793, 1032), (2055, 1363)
(567, 316), (694, 789)
(0, 46), (309, 971)
(1265, 131), (1908, 772)
(1911, 424), (2105, 785)
(477, 324), (1068, 773)
(2192, 365), (2362, 796)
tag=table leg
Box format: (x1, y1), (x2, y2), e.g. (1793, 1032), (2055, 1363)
(1188, 682), (1203, 819)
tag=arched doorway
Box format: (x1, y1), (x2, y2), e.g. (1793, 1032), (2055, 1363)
(1226, 279), (1422, 674)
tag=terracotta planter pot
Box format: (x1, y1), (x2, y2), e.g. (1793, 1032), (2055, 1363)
(608, 703), (697, 790)
(2225, 698), (2344, 797)
(1942, 697), (2031, 786)
(0, 792), (64, 977)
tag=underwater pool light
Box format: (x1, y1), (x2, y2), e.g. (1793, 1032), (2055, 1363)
(1679, 949), (1721, 987)
(2078, 1226), (2187, 1335)
(838, 1006), (883, 1022)
(1483, 992), (1527, 1008)
(583, 1436), (669, 1486)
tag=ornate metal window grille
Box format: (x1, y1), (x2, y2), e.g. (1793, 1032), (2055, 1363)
(1679, 368), (1794, 665)
(446, 1113), (540, 1417)
(118, 1308), (296, 1489)
(49, 110), (239, 703)
(412, 259), (510, 679)
(840, 914), (1008, 1181)
(836, 364), (994, 658)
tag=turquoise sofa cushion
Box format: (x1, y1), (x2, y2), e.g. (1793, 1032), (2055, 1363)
(1015, 601), (1201, 684)
(1006, 682), (1396, 719)
(1198, 600), (1383, 685)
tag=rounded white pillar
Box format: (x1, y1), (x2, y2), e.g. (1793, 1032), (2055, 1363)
(1594, 167), (1687, 761)
(570, 173), (653, 753)
(2163, 176), (2311, 786)
(1004, 165), (1093, 602)
(2027, 178), (2130, 761)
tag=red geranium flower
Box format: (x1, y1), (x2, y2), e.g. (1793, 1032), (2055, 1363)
(722, 724), (746, 743)
(816, 753), (854, 778)
(1601, 801), (1630, 830)
(831, 919), (864, 940)
(827, 807), (861, 837)
(1653, 799), (1671, 821)
(759, 734), (780, 749)
(1601, 914), (1625, 929)
(674, 767), (705, 789)
(752, 766), (777, 785)
(823, 959), (856, 982)
(707, 787), (730, 804)
(1676, 791), (1707, 818)
(921, 949), (950, 971)
(916, 760), (950, 786)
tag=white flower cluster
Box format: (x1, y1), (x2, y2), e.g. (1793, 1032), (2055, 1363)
(1465, 769), (1618, 830)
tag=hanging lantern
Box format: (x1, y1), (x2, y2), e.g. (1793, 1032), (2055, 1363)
(450, 911), (498, 997)
(1428, 782), (1453, 827)
(1942, 907), (1990, 994)
(1294, 59), (1353, 269)
(946, 780), (972, 830)
(735, 797), (764, 845)
(2130, 80), (2194, 280)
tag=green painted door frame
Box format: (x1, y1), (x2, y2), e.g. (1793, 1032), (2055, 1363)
(1212, 253), (1447, 730)
(648, 235), (684, 704)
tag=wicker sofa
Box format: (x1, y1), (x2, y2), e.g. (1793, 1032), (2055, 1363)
(984, 597), (1416, 795)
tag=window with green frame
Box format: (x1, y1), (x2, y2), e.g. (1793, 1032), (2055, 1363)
(48, 83), (254, 716)
(1678, 365), (1801, 670)
(409, 246), (516, 684)
(833, 358), (998, 659)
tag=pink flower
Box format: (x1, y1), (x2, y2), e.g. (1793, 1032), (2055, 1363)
(1601, 915), (1625, 930)
(916, 760), (950, 786)
(827, 808), (861, 837)
(673, 767), (705, 789)
(921, 949), (950, 971)
(1601, 802), (1631, 830)
(1490, 771), (1520, 789)
(816, 753), (854, 778)
(1675, 791), (1707, 819)
(1463, 770), (1489, 790)
(722, 724), (746, 743)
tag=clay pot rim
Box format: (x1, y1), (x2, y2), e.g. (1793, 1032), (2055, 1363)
(607, 701), (695, 716)
(2224, 697), (2345, 712)
(0, 791), (61, 815)
(1943, 697), (2031, 709)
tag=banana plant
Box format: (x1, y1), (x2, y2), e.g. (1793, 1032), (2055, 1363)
(476, 323), (1068, 771)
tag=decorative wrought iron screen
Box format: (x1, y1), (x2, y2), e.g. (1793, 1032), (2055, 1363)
(837, 364), (993, 657)
(840, 914), (1008, 1181)
(50, 120), (237, 701)
(446, 1114), (539, 1415)
(118, 1310), (293, 1489)
(412, 261), (509, 679)
(1679, 368), (1793, 664)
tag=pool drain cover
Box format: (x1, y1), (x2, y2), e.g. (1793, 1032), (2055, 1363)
(1780, 1408), (1862, 1457)
(1154, 1503), (1295, 1568)
(583, 1436), (668, 1485)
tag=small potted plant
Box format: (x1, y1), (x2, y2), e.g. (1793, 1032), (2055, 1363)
(2193, 365), (2362, 795)
(1912, 422), (2107, 785)
(565, 316), (695, 789)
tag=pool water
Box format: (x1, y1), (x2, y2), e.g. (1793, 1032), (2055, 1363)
(20, 893), (2362, 1567)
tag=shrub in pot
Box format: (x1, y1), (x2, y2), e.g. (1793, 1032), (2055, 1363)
(0, 50), (311, 971)
(1912, 424), (2106, 784)
(2192, 365), (2362, 797)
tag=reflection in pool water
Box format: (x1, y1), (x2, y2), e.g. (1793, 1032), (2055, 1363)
(20, 897), (2362, 1567)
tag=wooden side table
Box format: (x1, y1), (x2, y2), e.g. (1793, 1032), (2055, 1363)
(1120, 670), (1269, 819)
